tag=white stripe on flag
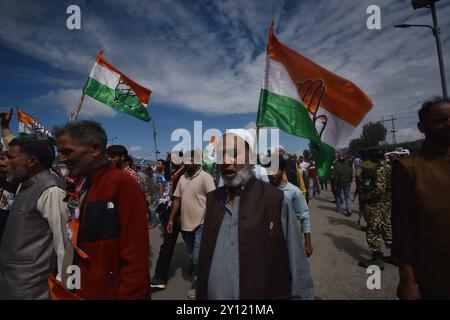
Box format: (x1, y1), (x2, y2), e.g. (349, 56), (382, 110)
(264, 59), (356, 149)
(264, 59), (301, 103)
(89, 62), (121, 90)
(316, 108), (356, 148)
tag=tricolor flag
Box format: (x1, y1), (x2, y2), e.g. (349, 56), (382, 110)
(257, 23), (373, 178)
(202, 136), (217, 174)
(17, 108), (55, 143)
(83, 51), (151, 122)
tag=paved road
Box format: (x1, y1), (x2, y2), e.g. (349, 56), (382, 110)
(149, 186), (399, 300)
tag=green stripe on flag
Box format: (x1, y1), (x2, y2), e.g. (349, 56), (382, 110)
(257, 89), (335, 179)
(83, 77), (151, 122)
(310, 140), (335, 180)
(18, 132), (56, 145)
(257, 89), (320, 144)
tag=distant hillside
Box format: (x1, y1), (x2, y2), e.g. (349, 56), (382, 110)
(385, 139), (424, 154)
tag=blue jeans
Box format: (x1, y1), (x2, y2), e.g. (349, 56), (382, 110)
(181, 225), (203, 266)
(336, 184), (351, 211)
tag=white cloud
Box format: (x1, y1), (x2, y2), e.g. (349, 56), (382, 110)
(32, 89), (117, 118)
(244, 121), (257, 129)
(395, 128), (424, 143)
(1, 0), (449, 140)
(129, 145), (143, 153)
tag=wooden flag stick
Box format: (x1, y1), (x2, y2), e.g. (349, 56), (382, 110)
(70, 93), (86, 123)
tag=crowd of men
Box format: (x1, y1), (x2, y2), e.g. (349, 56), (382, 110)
(0, 97), (448, 300)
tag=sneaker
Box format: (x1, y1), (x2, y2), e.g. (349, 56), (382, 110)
(187, 289), (196, 300)
(150, 278), (166, 290)
(344, 210), (352, 217)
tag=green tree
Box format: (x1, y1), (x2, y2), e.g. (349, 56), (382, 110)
(347, 138), (364, 156)
(361, 121), (387, 147)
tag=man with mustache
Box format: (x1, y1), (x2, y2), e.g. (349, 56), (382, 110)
(0, 137), (68, 299)
(53, 120), (150, 300)
(0, 109), (18, 245)
(0, 148), (17, 245)
(197, 130), (314, 300)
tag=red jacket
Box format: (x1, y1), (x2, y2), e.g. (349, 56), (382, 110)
(75, 162), (150, 300)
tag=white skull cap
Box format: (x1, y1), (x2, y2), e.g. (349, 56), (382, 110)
(225, 128), (257, 153)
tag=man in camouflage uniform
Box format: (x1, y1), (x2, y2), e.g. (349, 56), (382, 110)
(358, 151), (377, 228)
(359, 148), (392, 270)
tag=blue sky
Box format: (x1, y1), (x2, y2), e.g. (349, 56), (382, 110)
(1, 0), (449, 159)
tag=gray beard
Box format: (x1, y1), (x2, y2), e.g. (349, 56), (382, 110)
(222, 166), (253, 188)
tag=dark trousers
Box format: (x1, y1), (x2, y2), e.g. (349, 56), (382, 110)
(153, 205), (181, 282)
(0, 212), (8, 246)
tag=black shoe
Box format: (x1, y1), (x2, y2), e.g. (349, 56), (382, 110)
(383, 256), (399, 266)
(358, 251), (384, 271)
(358, 258), (384, 271)
(344, 210), (352, 217)
(188, 262), (196, 276)
(150, 278), (166, 290)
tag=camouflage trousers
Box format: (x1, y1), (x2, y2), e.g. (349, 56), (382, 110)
(365, 200), (392, 252)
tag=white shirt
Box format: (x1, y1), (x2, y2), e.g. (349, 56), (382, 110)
(300, 161), (310, 173)
(36, 186), (69, 280)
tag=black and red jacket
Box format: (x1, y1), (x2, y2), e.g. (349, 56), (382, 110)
(75, 162), (150, 300)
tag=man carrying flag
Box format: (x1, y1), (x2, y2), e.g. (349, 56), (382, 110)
(0, 108), (55, 148)
(257, 22), (373, 180)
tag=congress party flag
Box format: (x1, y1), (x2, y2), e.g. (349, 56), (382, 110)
(257, 22), (373, 178)
(17, 108), (55, 143)
(83, 51), (152, 122)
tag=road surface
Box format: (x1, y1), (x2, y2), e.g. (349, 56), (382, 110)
(149, 186), (399, 300)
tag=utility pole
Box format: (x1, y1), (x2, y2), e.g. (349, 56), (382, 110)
(381, 115), (398, 150)
(394, 0), (448, 99)
(430, 0), (448, 99)
(390, 115), (397, 149)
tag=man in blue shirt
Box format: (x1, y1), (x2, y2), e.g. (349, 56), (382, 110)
(268, 155), (313, 257)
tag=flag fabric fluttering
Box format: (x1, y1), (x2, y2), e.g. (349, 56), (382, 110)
(257, 22), (373, 178)
(83, 51), (152, 122)
(202, 136), (217, 174)
(17, 108), (55, 143)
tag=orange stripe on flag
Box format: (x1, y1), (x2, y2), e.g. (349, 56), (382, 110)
(17, 108), (35, 126)
(95, 51), (152, 105)
(267, 29), (372, 127)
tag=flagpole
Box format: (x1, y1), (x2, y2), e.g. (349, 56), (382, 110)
(70, 93), (85, 122)
(152, 120), (158, 163)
